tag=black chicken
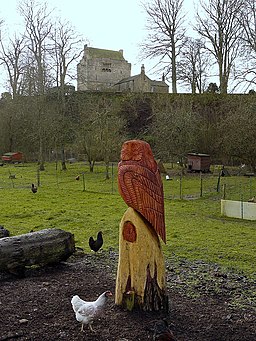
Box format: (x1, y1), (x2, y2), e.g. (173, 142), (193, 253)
(31, 183), (37, 193)
(153, 320), (176, 341)
(89, 231), (103, 252)
(0, 225), (9, 238)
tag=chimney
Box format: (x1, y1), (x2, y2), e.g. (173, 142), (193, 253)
(162, 73), (165, 82)
(119, 49), (123, 56)
(141, 64), (145, 75)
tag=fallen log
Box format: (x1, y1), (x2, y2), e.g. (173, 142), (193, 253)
(0, 228), (75, 275)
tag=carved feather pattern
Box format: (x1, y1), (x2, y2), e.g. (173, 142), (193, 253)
(118, 140), (166, 243)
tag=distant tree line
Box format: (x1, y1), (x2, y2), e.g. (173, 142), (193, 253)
(1, 91), (256, 172)
(0, 0), (85, 169)
(1, 0), (256, 173)
(1, 0), (256, 96)
(141, 0), (256, 94)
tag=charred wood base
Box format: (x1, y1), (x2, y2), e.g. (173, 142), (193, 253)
(143, 265), (169, 312)
(122, 265), (168, 312)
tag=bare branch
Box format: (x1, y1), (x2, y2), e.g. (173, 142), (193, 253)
(140, 0), (187, 93)
(0, 31), (27, 97)
(49, 18), (85, 90)
(194, 0), (244, 93)
(18, 0), (53, 95)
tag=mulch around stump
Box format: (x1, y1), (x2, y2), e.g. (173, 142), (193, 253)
(0, 251), (255, 341)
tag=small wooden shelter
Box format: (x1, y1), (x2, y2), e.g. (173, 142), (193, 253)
(2, 152), (23, 163)
(187, 153), (211, 173)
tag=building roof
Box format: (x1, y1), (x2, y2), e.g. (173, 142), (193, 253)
(151, 80), (168, 87)
(113, 71), (168, 87)
(85, 46), (125, 60)
(2, 152), (22, 156)
(114, 74), (145, 85)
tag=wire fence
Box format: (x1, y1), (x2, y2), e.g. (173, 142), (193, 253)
(0, 162), (255, 201)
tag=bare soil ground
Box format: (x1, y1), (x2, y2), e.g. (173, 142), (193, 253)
(0, 250), (255, 341)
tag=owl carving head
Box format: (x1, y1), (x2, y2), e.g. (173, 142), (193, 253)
(120, 140), (158, 173)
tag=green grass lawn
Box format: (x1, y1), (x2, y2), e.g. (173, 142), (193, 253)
(0, 162), (255, 277)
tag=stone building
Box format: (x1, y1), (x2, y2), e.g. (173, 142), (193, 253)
(77, 45), (169, 93)
(77, 45), (131, 91)
(112, 64), (169, 93)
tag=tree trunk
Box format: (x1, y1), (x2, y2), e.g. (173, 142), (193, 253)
(172, 41), (177, 94)
(0, 228), (75, 275)
(105, 161), (110, 180)
(115, 208), (168, 312)
(38, 135), (45, 171)
(61, 146), (67, 171)
(89, 160), (95, 172)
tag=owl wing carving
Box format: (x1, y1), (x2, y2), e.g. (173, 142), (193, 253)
(118, 140), (166, 243)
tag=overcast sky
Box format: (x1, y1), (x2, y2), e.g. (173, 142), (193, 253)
(0, 0), (196, 93)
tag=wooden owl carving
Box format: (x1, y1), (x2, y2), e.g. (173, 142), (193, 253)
(118, 140), (166, 243)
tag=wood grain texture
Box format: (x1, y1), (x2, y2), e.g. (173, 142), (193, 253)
(115, 207), (167, 311)
(0, 228), (75, 274)
(118, 140), (166, 243)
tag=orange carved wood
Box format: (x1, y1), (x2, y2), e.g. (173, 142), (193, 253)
(118, 140), (166, 243)
(123, 221), (137, 243)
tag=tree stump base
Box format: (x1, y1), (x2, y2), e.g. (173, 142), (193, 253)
(115, 208), (168, 312)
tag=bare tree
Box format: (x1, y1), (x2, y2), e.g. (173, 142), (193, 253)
(76, 94), (122, 174)
(0, 25), (28, 153)
(220, 98), (256, 170)
(50, 19), (84, 91)
(48, 19), (84, 170)
(152, 107), (199, 164)
(194, 0), (244, 93)
(239, 0), (256, 52)
(0, 33), (26, 98)
(19, 0), (53, 94)
(234, 0), (256, 91)
(19, 0), (53, 170)
(94, 97), (123, 179)
(178, 37), (210, 93)
(141, 0), (186, 93)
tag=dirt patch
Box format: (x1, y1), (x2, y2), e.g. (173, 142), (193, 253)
(0, 251), (255, 341)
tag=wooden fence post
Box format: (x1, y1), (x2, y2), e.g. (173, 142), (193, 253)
(222, 183), (226, 199)
(82, 172), (85, 192)
(200, 172), (203, 197)
(37, 167), (40, 187)
(179, 173), (183, 199)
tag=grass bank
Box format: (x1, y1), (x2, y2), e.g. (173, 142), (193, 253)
(0, 162), (255, 277)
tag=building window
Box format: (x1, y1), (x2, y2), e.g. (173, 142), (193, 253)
(102, 62), (112, 72)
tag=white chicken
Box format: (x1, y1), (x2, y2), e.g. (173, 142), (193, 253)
(71, 291), (112, 332)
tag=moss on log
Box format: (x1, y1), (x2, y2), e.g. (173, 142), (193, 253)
(0, 228), (75, 275)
